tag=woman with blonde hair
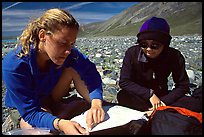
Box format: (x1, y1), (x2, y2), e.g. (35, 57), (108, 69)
(2, 8), (104, 135)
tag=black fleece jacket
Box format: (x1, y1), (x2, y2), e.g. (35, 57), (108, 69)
(119, 45), (189, 105)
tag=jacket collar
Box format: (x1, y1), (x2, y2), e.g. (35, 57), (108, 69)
(138, 49), (148, 63)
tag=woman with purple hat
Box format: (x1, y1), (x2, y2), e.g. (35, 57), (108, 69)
(117, 17), (190, 115)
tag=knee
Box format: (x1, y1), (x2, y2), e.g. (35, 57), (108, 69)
(64, 67), (81, 80)
(63, 67), (77, 77)
(117, 90), (127, 102)
(19, 118), (32, 129)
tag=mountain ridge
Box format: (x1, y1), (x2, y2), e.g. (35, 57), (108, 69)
(78, 2), (202, 37)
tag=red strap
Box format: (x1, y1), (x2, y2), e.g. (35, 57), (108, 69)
(155, 106), (202, 123)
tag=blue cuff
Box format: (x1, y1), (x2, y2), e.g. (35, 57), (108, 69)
(50, 116), (58, 132)
(89, 88), (103, 101)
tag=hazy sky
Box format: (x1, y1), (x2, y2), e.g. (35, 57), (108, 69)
(2, 2), (138, 37)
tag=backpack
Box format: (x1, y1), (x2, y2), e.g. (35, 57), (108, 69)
(150, 106), (202, 135)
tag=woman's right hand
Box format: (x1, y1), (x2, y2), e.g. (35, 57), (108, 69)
(56, 119), (89, 135)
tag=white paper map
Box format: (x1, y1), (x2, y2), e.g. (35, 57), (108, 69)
(71, 105), (147, 132)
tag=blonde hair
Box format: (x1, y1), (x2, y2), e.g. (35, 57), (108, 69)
(17, 8), (79, 57)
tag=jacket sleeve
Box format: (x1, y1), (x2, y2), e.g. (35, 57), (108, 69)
(160, 50), (189, 105)
(119, 48), (152, 100)
(2, 62), (57, 131)
(64, 48), (103, 101)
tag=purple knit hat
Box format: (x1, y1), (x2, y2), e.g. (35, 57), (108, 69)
(137, 17), (172, 46)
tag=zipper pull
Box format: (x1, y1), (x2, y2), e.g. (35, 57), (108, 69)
(153, 72), (155, 79)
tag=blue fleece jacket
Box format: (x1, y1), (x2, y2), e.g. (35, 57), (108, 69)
(2, 46), (103, 131)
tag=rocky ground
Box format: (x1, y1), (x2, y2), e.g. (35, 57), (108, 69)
(2, 35), (202, 133)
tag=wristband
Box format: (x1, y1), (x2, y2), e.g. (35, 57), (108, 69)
(56, 118), (62, 132)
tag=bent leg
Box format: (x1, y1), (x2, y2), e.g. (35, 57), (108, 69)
(50, 67), (91, 118)
(70, 67), (91, 103)
(117, 90), (152, 111)
(51, 67), (90, 103)
(20, 67), (92, 129)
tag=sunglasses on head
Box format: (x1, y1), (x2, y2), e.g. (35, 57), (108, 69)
(138, 42), (162, 50)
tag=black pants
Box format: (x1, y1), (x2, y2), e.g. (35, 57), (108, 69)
(170, 86), (202, 112)
(117, 87), (202, 112)
(117, 90), (152, 111)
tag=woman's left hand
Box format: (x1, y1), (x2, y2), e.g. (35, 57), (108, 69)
(85, 99), (105, 131)
(149, 93), (164, 111)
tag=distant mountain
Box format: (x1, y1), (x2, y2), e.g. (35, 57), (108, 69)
(78, 2), (202, 37)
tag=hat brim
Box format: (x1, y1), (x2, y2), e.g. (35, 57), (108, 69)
(137, 31), (172, 46)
